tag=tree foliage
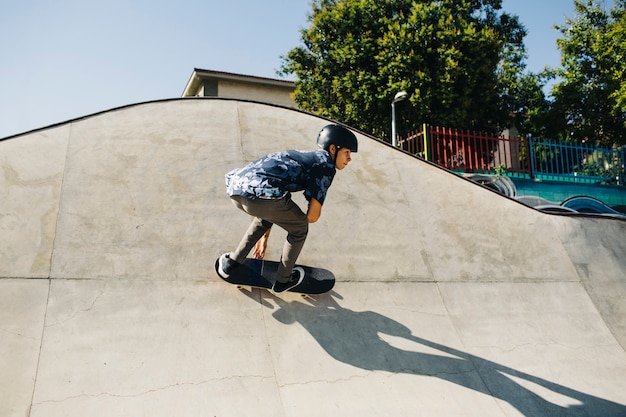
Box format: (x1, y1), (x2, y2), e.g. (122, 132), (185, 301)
(280, 0), (531, 140)
(495, 39), (551, 137)
(548, 0), (626, 146)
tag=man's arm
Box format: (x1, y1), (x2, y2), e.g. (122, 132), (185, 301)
(307, 198), (322, 223)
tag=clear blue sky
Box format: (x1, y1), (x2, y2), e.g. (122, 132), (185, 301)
(0, 0), (608, 138)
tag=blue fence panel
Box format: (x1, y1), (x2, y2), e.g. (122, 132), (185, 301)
(530, 138), (624, 185)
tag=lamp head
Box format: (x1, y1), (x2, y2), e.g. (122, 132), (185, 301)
(393, 91), (408, 103)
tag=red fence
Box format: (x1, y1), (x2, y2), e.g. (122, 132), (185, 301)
(399, 125), (531, 176)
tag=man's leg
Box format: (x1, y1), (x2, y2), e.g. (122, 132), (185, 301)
(273, 198), (308, 282)
(229, 197), (273, 264)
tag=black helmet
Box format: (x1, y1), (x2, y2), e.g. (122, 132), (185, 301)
(316, 124), (358, 153)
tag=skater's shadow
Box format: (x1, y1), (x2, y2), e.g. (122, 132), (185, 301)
(268, 293), (625, 417)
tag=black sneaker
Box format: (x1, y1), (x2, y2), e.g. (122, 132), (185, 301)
(217, 253), (240, 278)
(272, 266), (305, 294)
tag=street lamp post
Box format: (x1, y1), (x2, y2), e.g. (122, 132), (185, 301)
(391, 91), (408, 147)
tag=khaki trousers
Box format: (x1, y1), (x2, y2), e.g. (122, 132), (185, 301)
(229, 194), (308, 282)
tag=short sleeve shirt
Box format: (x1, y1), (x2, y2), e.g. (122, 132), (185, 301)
(225, 149), (336, 205)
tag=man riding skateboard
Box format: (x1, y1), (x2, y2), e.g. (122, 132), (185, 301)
(216, 124), (358, 293)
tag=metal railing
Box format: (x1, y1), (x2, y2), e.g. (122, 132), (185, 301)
(399, 125), (625, 185)
(528, 137), (624, 184)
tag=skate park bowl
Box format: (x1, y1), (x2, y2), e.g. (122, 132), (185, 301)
(1, 98), (625, 416)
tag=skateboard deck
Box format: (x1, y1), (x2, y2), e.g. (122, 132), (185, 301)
(215, 257), (335, 295)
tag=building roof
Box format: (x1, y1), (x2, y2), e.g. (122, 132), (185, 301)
(182, 68), (295, 97)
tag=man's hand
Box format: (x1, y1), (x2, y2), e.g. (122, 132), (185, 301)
(253, 228), (271, 259)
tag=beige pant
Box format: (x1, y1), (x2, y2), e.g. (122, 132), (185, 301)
(229, 194), (308, 282)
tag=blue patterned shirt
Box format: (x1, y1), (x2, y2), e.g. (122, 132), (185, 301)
(226, 149), (336, 205)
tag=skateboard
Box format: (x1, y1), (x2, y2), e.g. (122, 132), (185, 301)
(215, 257), (335, 295)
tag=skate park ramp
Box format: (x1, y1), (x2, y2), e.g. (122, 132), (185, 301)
(2, 98), (625, 416)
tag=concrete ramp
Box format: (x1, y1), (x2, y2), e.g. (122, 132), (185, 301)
(1, 99), (625, 416)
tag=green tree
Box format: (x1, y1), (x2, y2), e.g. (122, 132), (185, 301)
(280, 0), (530, 140)
(495, 40), (551, 137)
(606, 3), (626, 111)
(549, 0), (626, 146)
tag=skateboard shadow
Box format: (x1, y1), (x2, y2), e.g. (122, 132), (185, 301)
(267, 293), (625, 417)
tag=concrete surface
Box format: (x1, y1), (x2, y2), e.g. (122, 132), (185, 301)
(1, 99), (625, 416)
